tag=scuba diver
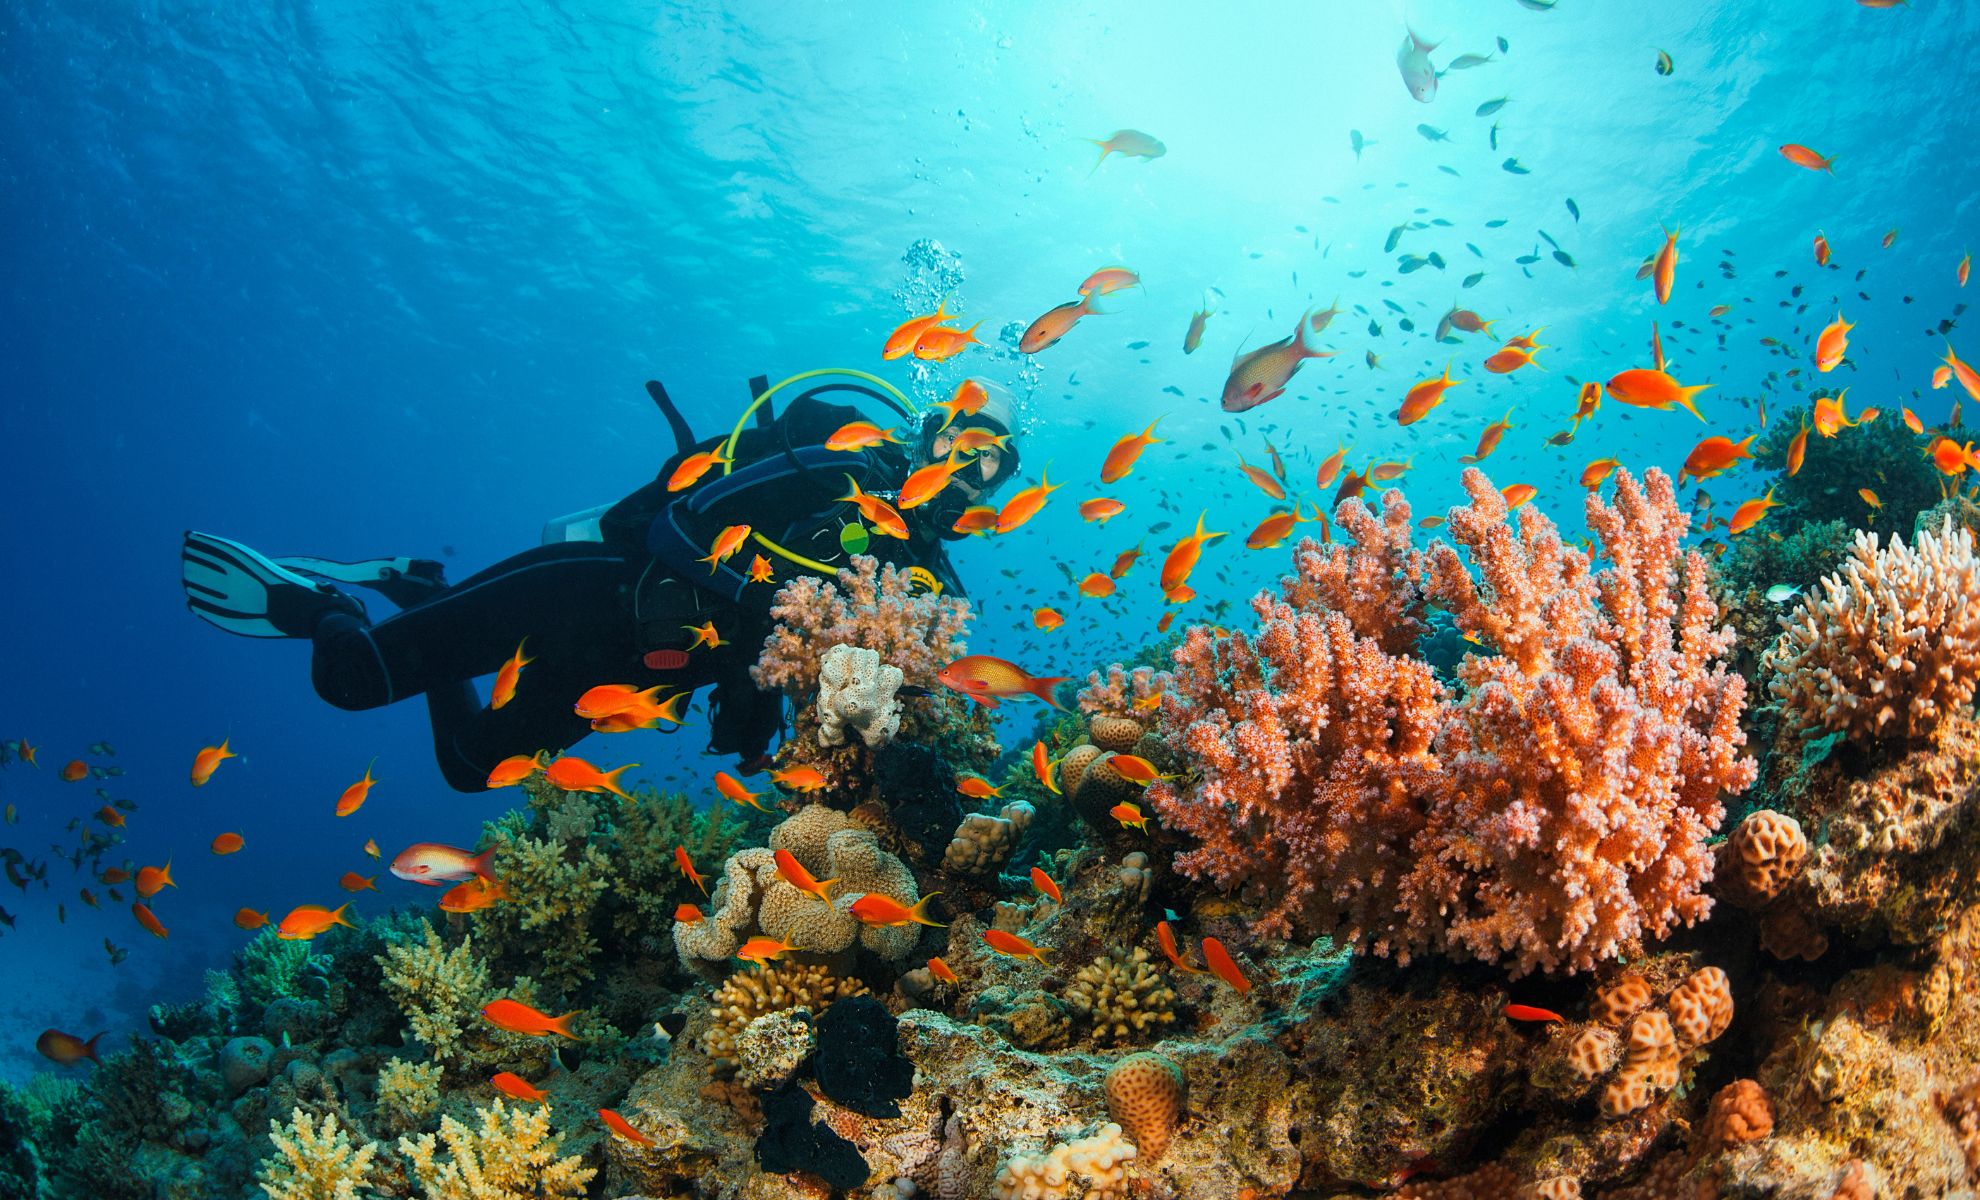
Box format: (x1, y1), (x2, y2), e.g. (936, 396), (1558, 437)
(180, 371), (1020, 792)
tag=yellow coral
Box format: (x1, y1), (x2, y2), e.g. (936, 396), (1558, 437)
(258, 1109), (379, 1200)
(375, 1056), (443, 1136)
(470, 832), (611, 991)
(1067, 947), (1178, 1044)
(700, 961), (867, 1069)
(399, 1098), (595, 1200)
(377, 921), (492, 1067)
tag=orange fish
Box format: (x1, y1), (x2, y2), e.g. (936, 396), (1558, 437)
(1155, 611), (1175, 633)
(769, 765), (827, 792)
(486, 753), (543, 788)
(15, 739), (35, 767)
(912, 321), (984, 361)
(1396, 363), (1459, 425)
(736, 935), (797, 964)
(981, 928), (1049, 962)
(335, 761), (378, 818)
(438, 877), (509, 914)
(61, 760), (87, 782)
(838, 477), (910, 539)
(211, 832), (244, 855)
(1815, 312), (1853, 372)
(1459, 409), (1515, 464)
(190, 738), (236, 787)
(1368, 460), (1412, 484)
(234, 908), (268, 930)
(674, 903), (703, 924)
(715, 770), (772, 812)
(1156, 920), (1200, 973)
(1109, 542), (1143, 579)
(936, 655), (1068, 709)
(99, 867), (130, 885)
(1931, 438), (1975, 476)
(699, 524), (752, 572)
(774, 848), (837, 904)
(1235, 451), (1287, 500)
(1943, 344), (1980, 401)
(928, 957), (959, 985)
(682, 621), (725, 650)
(747, 554), (775, 584)
(1020, 294), (1102, 354)
(36, 1029), (103, 1066)
(1678, 434), (1756, 484)
(1961, 252), (1972, 288)
(994, 467), (1063, 534)
(933, 378), (990, 432)
(1813, 231), (1831, 267)
(491, 1073), (549, 1103)
(132, 903), (169, 940)
(599, 1108), (655, 1147)
(542, 756), (636, 798)
(825, 421), (903, 451)
(1088, 128), (1166, 167)
(957, 776), (1002, 800)
(1785, 419), (1810, 476)
(1201, 937), (1253, 993)
(1078, 572), (1116, 598)
(1606, 368), (1710, 420)
(1221, 306), (1335, 412)
(882, 298), (953, 360)
(1812, 389), (1861, 438)
(1779, 143), (1835, 172)
(898, 451), (973, 510)
(675, 845), (709, 894)
(1184, 300), (1216, 354)
(665, 448), (732, 492)
(848, 892), (947, 928)
(1708, 304), (1732, 319)
(1079, 497), (1126, 524)
(1859, 488), (1882, 511)
(364, 839), (380, 860)
(1245, 504), (1317, 551)
(1315, 444), (1352, 488)
(135, 862), (174, 899)
(391, 843), (497, 886)
(339, 871), (376, 893)
(1728, 488), (1781, 535)
(1030, 867), (1062, 903)
(1653, 226), (1679, 304)
(1501, 484), (1538, 510)
(490, 641), (533, 710)
(1079, 266), (1140, 296)
(949, 427), (1008, 456)
(952, 505), (1000, 536)
(1580, 458), (1621, 489)
(278, 903), (354, 940)
(1160, 511), (1226, 595)
(1903, 407), (1925, 434)
(1484, 337), (1546, 375)
(1032, 606), (1065, 632)
(481, 998), (579, 1038)
(575, 683), (669, 719)
(1032, 741), (1061, 795)
(1110, 801), (1148, 832)
(78, 889), (98, 909)
(97, 805), (124, 828)
(1504, 1003), (1564, 1024)
(1104, 754), (1175, 785)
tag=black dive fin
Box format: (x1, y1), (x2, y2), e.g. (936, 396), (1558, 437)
(748, 374), (775, 428)
(645, 380), (697, 457)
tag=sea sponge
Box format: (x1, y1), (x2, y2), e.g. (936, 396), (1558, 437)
(1727, 809), (1809, 903)
(399, 1098), (595, 1200)
(1592, 975), (1654, 1027)
(943, 801), (1036, 876)
(990, 1122), (1137, 1200)
(375, 1056), (443, 1136)
(1105, 1052), (1184, 1161)
(817, 643), (906, 748)
(1767, 518), (1980, 745)
(1601, 1011), (1682, 1118)
(675, 847), (777, 969)
(1700, 1078), (1774, 1152)
(258, 1109), (378, 1200)
(1089, 715), (1145, 753)
(700, 961), (868, 1070)
(769, 803), (859, 863)
(821, 826), (926, 959)
(1666, 966), (1734, 1048)
(1067, 947), (1178, 1044)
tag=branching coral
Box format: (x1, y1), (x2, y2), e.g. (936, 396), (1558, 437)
(1066, 947), (1177, 1044)
(1150, 470), (1756, 976)
(398, 1098), (595, 1200)
(752, 554), (971, 694)
(258, 1109), (379, 1200)
(1766, 518), (1980, 746)
(468, 830), (612, 992)
(376, 921), (491, 1067)
(699, 961), (868, 1069)
(375, 1056), (443, 1137)
(1076, 663), (1170, 723)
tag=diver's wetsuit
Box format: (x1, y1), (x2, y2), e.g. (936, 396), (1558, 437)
(309, 392), (965, 793)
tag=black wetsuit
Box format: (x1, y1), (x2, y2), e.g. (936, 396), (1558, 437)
(310, 392), (965, 792)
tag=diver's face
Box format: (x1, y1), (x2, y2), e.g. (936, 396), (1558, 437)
(928, 427), (1006, 496)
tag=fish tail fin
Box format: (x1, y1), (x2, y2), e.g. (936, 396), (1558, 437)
(603, 764), (639, 798)
(83, 1032), (104, 1065)
(1086, 140), (1111, 178)
(1677, 385), (1711, 421)
(1082, 292), (1107, 317)
(161, 860), (174, 888)
(836, 474), (865, 504)
(1030, 676), (1072, 710)
(469, 848), (499, 879)
(552, 1011), (582, 1039)
(333, 904), (355, 928)
(910, 892), (949, 927)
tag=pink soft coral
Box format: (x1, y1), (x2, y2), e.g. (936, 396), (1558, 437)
(1148, 469), (1756, 977)
(751, 555), (972, 695)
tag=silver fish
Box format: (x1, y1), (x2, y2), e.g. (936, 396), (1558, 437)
(1397, 27), (1439, 102)
(1765, 584), (1803, 604)
(1448, 52), (1497, 69)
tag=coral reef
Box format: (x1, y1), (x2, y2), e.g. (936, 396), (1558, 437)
(697, 961), (867, 1069)
(257, 1110), (379, 1200)
(1065, 947), (1177, 1044)
(990, 1122), (1135, 1200)
(815, 642), (905, 748)
(1104, 1052), (1184, 1162)
(752, 554), (971, 695)
(399, 1098), (595, 1199)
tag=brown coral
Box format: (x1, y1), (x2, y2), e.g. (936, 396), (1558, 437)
(1089, 715), (1146, 753)
(699, 962), (867, 1069)
(1067, 947), (1178, 1044)
(1699, 1079), (1774, 1153)
(1592, 976), (1654, 1027)
(1666, 966), (1734, 1048)
(1105, 1051), (1185, 1162)
(1726, 810), (1809, 903)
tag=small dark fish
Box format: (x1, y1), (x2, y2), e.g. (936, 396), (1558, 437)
(1516, 248), (1542, 265)
(1416, 124), (1450, 142)
(1162, 385), (1184, 396)
(1553, 249), (1577, 268)
(1385, 223), (1408, 253)
(1466, 242), (1484, 257)
(1566, 197), (1580, 222)
(1350, 129), (1371, 161)
(1126, 340), (1149, 350)
(1148, 521), (1172, 534)
(1485, 218), (1508, 228)
(1490, 122), (1501, 151)
(1438, 165), (1461, 177)
(1475, 98), (1508, 117)
(1427, 252), (1446, 269)
(1655, 49), (1674, 76)
(1383, 299), (1407, 314)
(894, 685), (933, 698)
(1497, 36), (1510, 52)
(1399, 317), (1416, 332)
(1502, 157), (1530, 175)
(1537, 229), (1560, 249)
(1368, 319), (1383, 336)
(1463, 272), (1485, 288)
(1448, 52), (1496, 69)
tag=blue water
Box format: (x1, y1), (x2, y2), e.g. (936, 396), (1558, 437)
(1, 0), (1974, 1081)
